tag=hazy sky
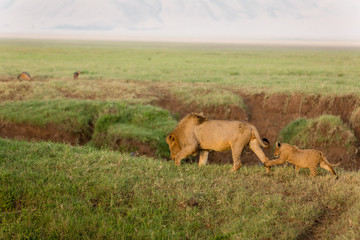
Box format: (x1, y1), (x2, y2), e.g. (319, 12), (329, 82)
(0, 0), (359, 42)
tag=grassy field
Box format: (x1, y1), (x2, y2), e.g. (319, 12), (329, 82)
(1, 40), (360, 239)
(1, 138), (360, 239)
(1, 39), (360, 96)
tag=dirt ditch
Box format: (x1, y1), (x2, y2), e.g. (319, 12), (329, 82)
(1, 91), (360, 170)
(0, 122), (90, 145)
(152, 92), (360, 170)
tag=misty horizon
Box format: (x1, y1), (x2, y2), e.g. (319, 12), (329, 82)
(0, 0), (359, 43)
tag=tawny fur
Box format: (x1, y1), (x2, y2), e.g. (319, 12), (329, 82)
(264, 142), (341, 177)
(17, 72), (31, 81)
(73, 71), (81, 80)
(166, 112), (270, 172)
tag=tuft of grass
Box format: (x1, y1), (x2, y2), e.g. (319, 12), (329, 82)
(0, 100), (177, 157)
(279, 118), (308, 145)
(279, 115), (355, 147)
(0, 100), (99, 135)
(91, 103), (177, 157)
(170, 84), (247, 110)
(0, 138), (360, 239)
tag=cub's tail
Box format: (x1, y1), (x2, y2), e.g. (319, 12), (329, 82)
(321, 153), (341, 167)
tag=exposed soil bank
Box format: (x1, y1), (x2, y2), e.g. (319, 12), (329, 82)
(1, 92), (359, 170)
(154, 92), (360, 170)
(241, 93), (360, 170)
(0, 122), (89, 145)
(0, 122), (158, 158)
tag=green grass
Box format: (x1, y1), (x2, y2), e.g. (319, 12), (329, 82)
(279, 115), (356, 150)
(170, 84), (247, 109)
(278, 115), (358, 169)
(0, 100), (177, 157)
(1, 39), (360, 95)
(1, 40), (360, 239)
(1, 138), (360, 239)
(90, 102), (177, 156)
(0, 100), (100, 134)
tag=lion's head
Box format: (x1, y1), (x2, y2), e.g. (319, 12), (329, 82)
(166, 112), (207, 160)
(166, 134), (181, 160)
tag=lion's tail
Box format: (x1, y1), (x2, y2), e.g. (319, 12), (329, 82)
(250, 125), (270, 148)
(321, 153), (341, 167)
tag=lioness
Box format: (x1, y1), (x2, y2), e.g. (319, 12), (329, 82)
(264, 142), (340, 177)
(166, 113), (271, 172)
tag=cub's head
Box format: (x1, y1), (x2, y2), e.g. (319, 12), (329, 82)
(274, 142), (282, 157)
(166, 134), (181, 160)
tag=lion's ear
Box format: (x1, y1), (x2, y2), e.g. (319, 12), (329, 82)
(166, 134), (175, 143)
(191, 112), (207, 123)
(277, 142), (282, 147)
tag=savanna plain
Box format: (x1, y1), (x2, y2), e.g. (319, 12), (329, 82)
(1, 39), (360, 239)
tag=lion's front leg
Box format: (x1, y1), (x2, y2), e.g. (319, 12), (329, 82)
(174, 146), (197, 166)
(199, 150), (209, 167)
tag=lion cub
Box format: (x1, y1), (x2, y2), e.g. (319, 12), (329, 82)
(264, 142), (340, 177)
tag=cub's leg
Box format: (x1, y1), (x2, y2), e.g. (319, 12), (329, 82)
(230, 144), (245, 172)
(199, 151), (209, 167)
(320, 161), (337, 176)
(294, 165), (300, 174)
(174, 146), (197, 166)
(249, 139), (271, 173)
(263, 157), (286, 167)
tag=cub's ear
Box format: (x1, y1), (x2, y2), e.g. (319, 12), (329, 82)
(276, 142), (282, 147)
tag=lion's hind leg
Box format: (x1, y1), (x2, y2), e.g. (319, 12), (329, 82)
(230, 144), (244, 172)
(249, 138), (271, 173)
(320, 161), (337, 176)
